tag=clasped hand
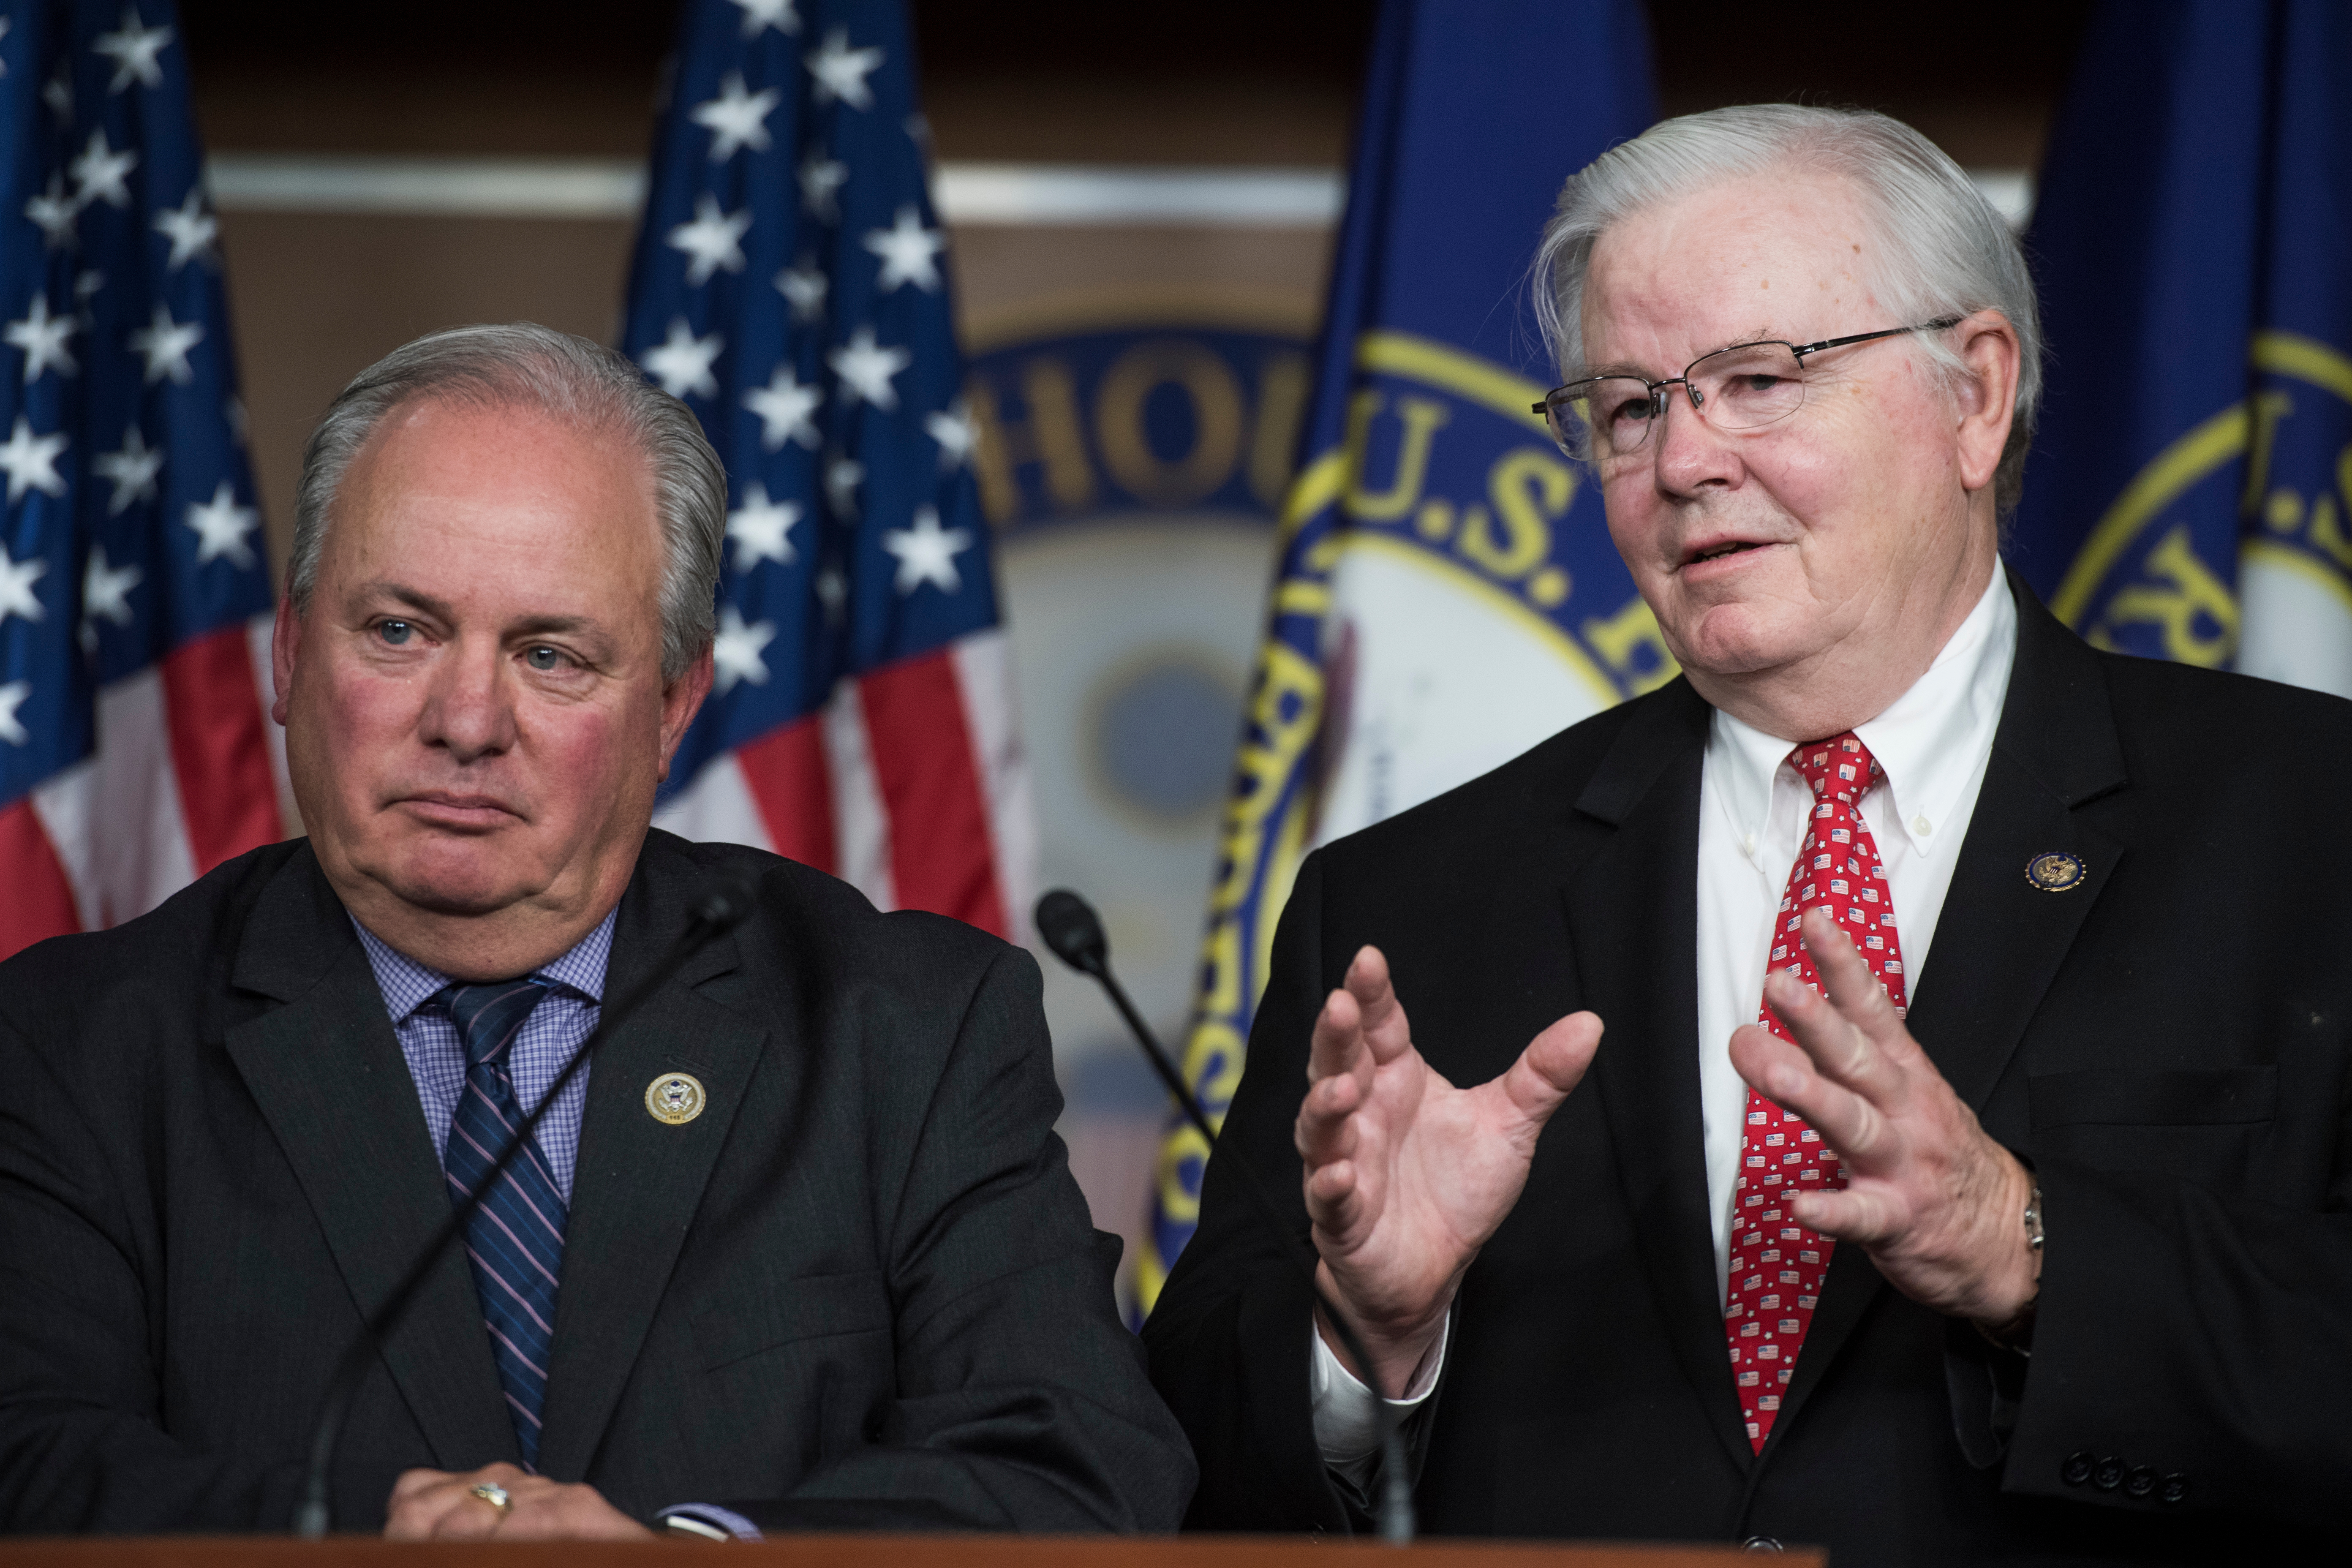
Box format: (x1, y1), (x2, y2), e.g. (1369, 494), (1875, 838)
(1296, 911), (2038, 1396)
(384, 1463), (656, 1540)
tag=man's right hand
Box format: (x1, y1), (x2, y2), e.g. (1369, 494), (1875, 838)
(1295, 945), (1602, 1397)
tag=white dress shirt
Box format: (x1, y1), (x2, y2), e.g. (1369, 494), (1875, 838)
(1311, 564), (2019, 1473)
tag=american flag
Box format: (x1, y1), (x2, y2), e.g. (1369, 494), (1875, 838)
(624, 0), (1029, 937)
(0, 0), (286, 962)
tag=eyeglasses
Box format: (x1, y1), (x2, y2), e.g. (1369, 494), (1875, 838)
(1533, 316), (1963, 461)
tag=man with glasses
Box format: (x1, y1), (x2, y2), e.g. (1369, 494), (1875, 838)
(1147, 105), (2350, 1560)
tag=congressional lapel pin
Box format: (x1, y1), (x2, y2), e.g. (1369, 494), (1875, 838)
(2025, 852), (2086, 893)
(645, 1072), (707, 1125)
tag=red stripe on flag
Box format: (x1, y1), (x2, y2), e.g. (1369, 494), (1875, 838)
(0, 797), (81, 960)
(161, 626), (283, 874)
(734, 711), (837, 873)
(859, 649), (1008, 938)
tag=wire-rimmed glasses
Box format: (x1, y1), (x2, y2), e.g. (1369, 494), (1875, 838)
(1533, 316), (1964, 462)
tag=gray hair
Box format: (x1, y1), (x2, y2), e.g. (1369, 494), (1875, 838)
(289, 322), (726, 682)
(1534, 104), (2044, 516)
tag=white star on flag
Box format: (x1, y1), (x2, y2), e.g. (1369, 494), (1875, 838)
(862, 205), (943, 293)
(185, 480), (259, 568)
(70, 128), (137, 208)
(75, 268), (104, 301)
(668, 193), (752, 287)
(0, 416), (68, 502)
(925, 400), (977, 468)
(0, 544), (46, 626)
(5, 294), (78, 382)
(80, 546), (141, 651)
(42, 66), (71, 122)
(0, 17), (10, 77)
(807, 27), (883, 110)
(881, 506), (972, 595)
(128, 301), (201, 384)
(744, 364), (822, 450)
(26, 173), (80, 248)
(712, 604), (777, 693)
(798, 151), (847, 222)
(640, 317), (724, 399)
(825, 456), (863, 519)
(93, 7), (172, 93)
(774, 259), (827, 323)
(692, 71), (781, 162)
(728, 0), (800, 37)
(152, 188), (218, 271)
(93, 425), (163, 514)
(0, 681), (30, 746)
(828, 326), (910, 411)
(726, 483), (803, 570)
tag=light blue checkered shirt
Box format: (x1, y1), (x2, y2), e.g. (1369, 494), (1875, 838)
(353, 910), (616, 1204)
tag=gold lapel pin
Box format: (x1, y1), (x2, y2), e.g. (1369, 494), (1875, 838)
(2025, 852), (2086, 893)
(644, 1072), (707, 1125)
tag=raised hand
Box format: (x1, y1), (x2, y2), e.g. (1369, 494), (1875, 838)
(1729, 906), (2039, 1331)
(1296, 945), (1603, 1394)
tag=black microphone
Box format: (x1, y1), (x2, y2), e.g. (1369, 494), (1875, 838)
(1035, 889), (1417, 1546)
(292, 874), (762, 1539)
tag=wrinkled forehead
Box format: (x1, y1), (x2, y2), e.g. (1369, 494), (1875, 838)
(327, 396), (664, 589)
(1579, 170), (1884, 375)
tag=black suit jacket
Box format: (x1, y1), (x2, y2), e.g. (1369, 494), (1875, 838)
(1143, 576), (2351, 1563)
(0, 830), (1193, 1534)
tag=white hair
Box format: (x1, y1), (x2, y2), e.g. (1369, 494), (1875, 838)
(1533, 104), (2044, 515)
(289, 322), (726, 682)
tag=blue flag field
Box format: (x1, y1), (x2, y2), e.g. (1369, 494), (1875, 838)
(2012, 0), (2352, 697)
(1137, 0), (1658, 1314)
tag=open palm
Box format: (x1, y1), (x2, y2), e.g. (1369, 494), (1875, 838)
(1295, 945), (1602, 1393)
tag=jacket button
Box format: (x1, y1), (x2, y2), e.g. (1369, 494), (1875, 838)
(2060, 1451), (2094, 1486)
(1739, 1538), (1783, 1553)
(2159, 1473), (2190, 1505)
(2123, 1466), (2156, 1499)
(2092, 1456), (2126, 1490)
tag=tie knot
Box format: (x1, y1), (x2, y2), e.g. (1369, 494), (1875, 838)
(435, 979), (553, 1069)
(1788, 732), (1878, 806)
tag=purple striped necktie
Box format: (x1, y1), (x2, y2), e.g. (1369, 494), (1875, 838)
(437, 978), (565, 1470)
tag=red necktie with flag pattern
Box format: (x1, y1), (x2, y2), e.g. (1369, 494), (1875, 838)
(1725, 732), (1907, 1451)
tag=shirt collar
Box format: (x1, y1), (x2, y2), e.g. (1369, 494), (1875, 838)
(352, 906), (618, 1026)
(1707, 563), (2016, 859)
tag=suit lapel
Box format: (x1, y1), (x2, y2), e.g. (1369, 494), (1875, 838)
(1906, 574), (2127, 1105)
(1565, 681), (1753, 1471)
(535, 846), (771, 1481)
(221, 848), (518, 1470)
(1759, 572), (2128, 1459)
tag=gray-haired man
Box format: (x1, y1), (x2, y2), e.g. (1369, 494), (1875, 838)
(0, 325), (1192, 1538)
(1147, 106), (2351, 1560)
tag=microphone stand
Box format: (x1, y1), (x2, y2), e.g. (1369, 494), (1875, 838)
(291, 877), (760, 1539)
(1035, 891), (1417, 1546)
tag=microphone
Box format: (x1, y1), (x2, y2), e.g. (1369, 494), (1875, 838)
(1035, 889), (1417, 1546)
(292, 874), (762, 1539)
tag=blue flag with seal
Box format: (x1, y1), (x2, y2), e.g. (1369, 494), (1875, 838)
(1134, 0), (1657, 1315)
(2011, 0), (2352, 695)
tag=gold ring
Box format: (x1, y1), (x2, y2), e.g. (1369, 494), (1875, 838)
(470, 1481), (512, 1515)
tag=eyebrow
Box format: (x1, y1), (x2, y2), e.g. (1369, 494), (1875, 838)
(1572, 327), (1789, 382)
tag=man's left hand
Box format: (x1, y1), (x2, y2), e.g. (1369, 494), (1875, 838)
(1728, 907), (2038, 1331)
(384, 1463), (657, 1541)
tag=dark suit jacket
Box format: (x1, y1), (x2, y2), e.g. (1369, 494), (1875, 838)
(0, 830), (1193, 1534)
(1143, 576), (2351, 1563)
